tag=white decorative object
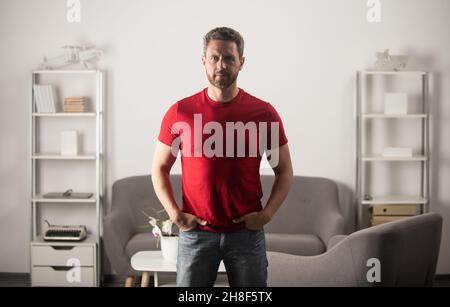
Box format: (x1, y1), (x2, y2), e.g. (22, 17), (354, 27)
(384, 93), (408, 114)
(40, 45), (104, 70)
(375, 49), (409, 71)
(160, 236), (179, 264)
(60, 130), (78, 155)
(382, 147), (413, 157)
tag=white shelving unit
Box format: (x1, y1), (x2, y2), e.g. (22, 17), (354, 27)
(30, 70), (105, 287)
(355, 70), (430, 229)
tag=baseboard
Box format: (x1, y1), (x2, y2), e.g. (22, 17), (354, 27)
(0, 272), (30, 278)
(1, 272), (448, 286)
(102, 273), (126, 285)
(0, 272), (31, 287)
(434, 274), (450, 281)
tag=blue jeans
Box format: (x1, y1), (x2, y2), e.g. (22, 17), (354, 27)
(176, 227), (268, 287)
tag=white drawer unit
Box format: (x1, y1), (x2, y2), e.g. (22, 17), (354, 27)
(31, 236), (98, 287)
(31, 266), (95, 287)
(32, 245), (95, 266)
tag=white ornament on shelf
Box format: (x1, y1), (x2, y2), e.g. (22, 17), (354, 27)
(40, 45), (103, 70)
(375, 49), (409, 71)
(60, 130), (79, 156)
(384, 93), (408, 114)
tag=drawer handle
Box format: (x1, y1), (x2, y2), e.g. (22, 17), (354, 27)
(51, 246), (75, 251)
(51, 266), (74, 272)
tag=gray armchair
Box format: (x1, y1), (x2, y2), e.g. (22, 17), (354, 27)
(103, 174), (345, 285)
(267, 212), (443, 287)
(103, 175), (183, 284)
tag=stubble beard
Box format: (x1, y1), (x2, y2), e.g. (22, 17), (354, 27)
(207, 71), (238, 90)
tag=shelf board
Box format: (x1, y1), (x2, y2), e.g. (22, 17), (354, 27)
(360, 70), (427, 75)
(32, 112), (96, 117)
(362, 196), (428, 205)
(362, 113), (427, 119)
(32, 70), (99, 74)
(362, 155), (428, 161)
(32, 153), (97, 160)
(33, 195), (96, 203)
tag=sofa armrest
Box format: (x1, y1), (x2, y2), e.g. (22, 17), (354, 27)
(327, 235), (348, 250)
(267, 241), (357, 287)
(103, 209), (134, 276)
(314, 210), (345, 247)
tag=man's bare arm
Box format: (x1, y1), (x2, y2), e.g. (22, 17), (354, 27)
(233, 144), (293, 229)
(151, 141), (180, 220)
(151, 140), (206, 230)
(262, 143), (294, 220)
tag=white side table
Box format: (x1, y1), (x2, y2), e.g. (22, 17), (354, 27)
(131, 251), (228, 287)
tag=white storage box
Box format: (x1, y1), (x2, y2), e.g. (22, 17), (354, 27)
(384, 93), (408, 114)
(60, 130), (78, 155)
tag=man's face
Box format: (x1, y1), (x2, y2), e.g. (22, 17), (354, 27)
(202, 40), (245, 90)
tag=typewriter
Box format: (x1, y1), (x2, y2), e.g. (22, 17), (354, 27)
(43, 220), (87, 241)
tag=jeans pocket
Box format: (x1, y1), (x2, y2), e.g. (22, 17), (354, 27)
(244, 227), (264, 233)
(180, 226), (198, 234)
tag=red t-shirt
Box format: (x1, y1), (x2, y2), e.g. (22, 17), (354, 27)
(158, 88), (288, 232)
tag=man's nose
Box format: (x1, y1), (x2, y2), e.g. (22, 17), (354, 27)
(216, 58), (226, 70)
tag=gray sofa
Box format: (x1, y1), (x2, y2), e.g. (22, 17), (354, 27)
(267, 212), (443, 287)
(103, 174), (345, 278)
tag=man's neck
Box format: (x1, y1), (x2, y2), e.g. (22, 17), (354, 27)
(207, 84), (239, 103)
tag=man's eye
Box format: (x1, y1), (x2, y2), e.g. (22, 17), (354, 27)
(211, 56), (219, 62)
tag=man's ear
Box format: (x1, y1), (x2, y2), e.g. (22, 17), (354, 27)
(239, 56), (245, 70)
(201, 55), (206, 66)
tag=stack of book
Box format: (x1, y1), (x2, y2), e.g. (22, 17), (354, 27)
(370, 205), (417, 226)
(64, 97), (87, 113)
(33, 85), (56, 113)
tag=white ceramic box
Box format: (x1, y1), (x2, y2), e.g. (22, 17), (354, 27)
(384, 93), (408, 114)
(60, 130), (78, 155)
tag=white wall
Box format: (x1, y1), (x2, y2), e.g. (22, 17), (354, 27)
(1, 0), (449, 274)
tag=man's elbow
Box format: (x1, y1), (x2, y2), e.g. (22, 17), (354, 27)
(274, 165), (294, 185)
(285, 168), (294, 187)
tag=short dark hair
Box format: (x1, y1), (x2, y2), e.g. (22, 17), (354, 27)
(203, 27), (244, 58)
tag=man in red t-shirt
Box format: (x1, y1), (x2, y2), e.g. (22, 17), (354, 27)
(152, 27), (293, 287)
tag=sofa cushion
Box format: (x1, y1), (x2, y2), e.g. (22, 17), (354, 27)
(265, 233), (325, 256)
(125, 233), (159, 258)
(126, 232), (326, 259)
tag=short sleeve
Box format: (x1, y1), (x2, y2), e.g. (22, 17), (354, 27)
(157, 103), (179, 147)
(266, 103), (288, 149)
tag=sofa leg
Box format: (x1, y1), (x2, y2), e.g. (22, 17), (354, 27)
(124, 276), (136, 287)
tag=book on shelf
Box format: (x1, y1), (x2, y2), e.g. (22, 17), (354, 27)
(33, 85), (56, 113)
(64, 96), (88, 112)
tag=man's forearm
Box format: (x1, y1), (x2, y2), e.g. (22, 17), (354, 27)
(261, 171), (293, 220)
(151, 168), (181, 221)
